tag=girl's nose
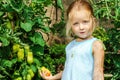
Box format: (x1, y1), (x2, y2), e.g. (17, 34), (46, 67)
(79, 24), (84, 30)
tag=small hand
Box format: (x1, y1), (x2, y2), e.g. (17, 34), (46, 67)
(39, 70), (53, 80)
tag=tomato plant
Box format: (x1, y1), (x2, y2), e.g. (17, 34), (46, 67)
(0, 0), (53, 79)
(90, 0), (120, 52)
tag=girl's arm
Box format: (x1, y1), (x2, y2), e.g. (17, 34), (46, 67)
(40, 70), (63, 80)
(93, 40), (105, 80)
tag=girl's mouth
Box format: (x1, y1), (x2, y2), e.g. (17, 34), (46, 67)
(80, 32), (85, 34)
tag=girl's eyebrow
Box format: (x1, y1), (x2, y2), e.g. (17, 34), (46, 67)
(73, 22), (79, 24)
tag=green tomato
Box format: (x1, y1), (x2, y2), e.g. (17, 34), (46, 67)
(17, 48), (24, 61)
(28, 69), (34, 78)
(14, 77), (22, 80)
(13, 44), (20, 53)
(13, 71), (20, 76)
(27, 74), (32, 80)
(27, 52), (33, 64)
(6, 21), (12, 29)
(8, 12), (14, 20)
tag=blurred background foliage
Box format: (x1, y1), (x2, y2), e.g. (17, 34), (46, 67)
(0, 0), (120, 80)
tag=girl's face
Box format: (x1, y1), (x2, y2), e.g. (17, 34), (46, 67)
(70, 9), (94, 40)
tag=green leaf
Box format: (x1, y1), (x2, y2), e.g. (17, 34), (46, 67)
(2, 60), (13, 68)
(8, 0), (24, 12)
(29, 32), (45, 46)
(0, 37), (9, 46)
(33, 58), (41, 66)
(21, 68), (27, 76)
(57, 0), (64, 10)
(0, 74), (5, 78)
(42, 26), (51, 33)
(30, 64), (37, 73)
(11, 58), (17, 64)
(31, 45), (44, 56)
(0, 12), (4, 17)
(20, 21), (34, 32)
(0, 66), (5, 71)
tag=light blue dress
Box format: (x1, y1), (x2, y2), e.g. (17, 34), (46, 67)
(61, 38), (97, 80)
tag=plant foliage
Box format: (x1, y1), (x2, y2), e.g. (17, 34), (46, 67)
(0, 0), (53, 79)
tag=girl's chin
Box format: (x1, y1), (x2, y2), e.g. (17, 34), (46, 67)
(77, 36), (92, 40)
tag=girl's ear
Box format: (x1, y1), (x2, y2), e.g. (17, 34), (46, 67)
(92, 16), (96, 22)
(92, 16), (98, 27)
(92, 16), (98, 32)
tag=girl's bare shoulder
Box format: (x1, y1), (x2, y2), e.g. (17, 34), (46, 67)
(93, 39), (104, 54)
(93, 39), (104, 49)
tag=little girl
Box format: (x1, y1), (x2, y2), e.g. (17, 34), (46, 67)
(40, 0), (105, 80)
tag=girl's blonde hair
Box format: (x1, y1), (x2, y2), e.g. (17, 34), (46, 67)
(66, 0), (97, 41)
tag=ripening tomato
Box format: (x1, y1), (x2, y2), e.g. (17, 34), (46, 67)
(40, 66), (51, 76)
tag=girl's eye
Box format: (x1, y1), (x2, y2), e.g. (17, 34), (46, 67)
(83, 20), (89, 24)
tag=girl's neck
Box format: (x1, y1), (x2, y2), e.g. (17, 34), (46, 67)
(75, 36), (93, 42)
